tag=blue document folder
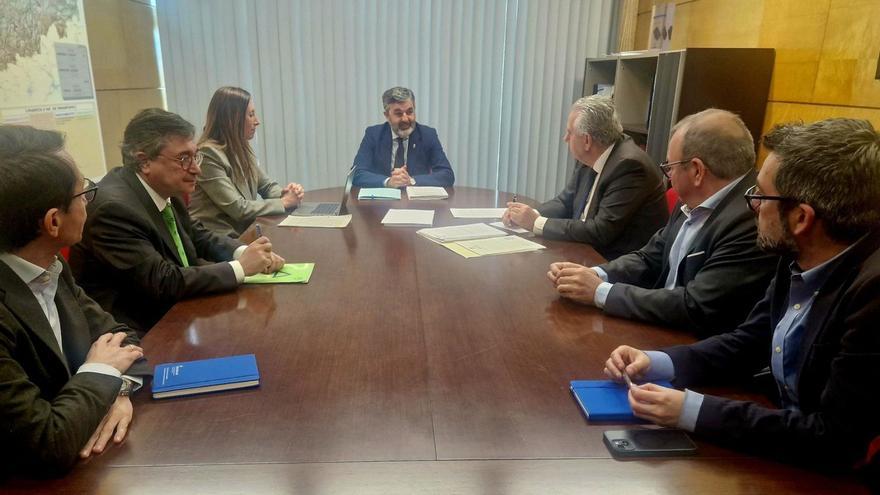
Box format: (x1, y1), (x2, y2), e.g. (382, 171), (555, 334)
(570, 379), (673, 422)
(152, 354), (260, 399)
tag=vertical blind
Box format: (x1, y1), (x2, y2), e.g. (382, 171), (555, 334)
(157, 0), (614, 202)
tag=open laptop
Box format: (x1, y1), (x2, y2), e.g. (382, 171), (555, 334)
(291, 167), (355, 216)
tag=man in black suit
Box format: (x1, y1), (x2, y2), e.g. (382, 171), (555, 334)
(0, 126), (147, 477)
(503, 95), (668, 260)
(548, 109), (777, 336)
(70, 109), (284, 334)
(605, 119), (880, 474)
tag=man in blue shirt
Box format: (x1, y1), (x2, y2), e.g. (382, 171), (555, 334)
(604, 118), (880, 474)
(352, 87), (454, 188)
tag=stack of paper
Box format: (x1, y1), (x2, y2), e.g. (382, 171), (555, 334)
(453, 235), (545, 257)
(278, 214), (351, 228)
(381, 209), (435, 226)
(417, 223), (507, 243)
(450, 208), (507, 219)
(406, 186), (449, 200)
(358, 188), (401, 200)
(490, 221), (530, 234)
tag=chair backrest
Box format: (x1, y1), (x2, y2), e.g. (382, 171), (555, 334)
(665, 188), (679, 213)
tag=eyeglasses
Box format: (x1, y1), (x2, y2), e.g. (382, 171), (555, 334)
(659, 158), (694, 178)
(72, 178), (99, 203)
(159, 151), (204, 172)
(743, 184), (796, 212)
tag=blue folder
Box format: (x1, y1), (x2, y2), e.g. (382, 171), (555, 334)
(570, 379), (673, 422)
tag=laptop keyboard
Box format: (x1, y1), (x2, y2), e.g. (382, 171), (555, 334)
(310, 203), (339, 215)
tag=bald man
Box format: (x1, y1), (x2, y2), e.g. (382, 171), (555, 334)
(548, 109), (777, 336)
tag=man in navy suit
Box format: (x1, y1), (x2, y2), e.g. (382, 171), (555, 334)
(604, 119), (880, 475)
(352, 87), (454, 188)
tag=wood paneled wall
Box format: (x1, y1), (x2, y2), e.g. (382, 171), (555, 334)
(83, 0), (165, 171)
(634, 0), (880, 147)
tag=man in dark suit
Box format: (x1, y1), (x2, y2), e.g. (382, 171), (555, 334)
(604, 119), (880, 474)
(70, 109), (284, 334)
(0, 126), (147, 477)
(548, 109), (777, 336)
(352, 86), (454, 188)
(503, 95), (668, 260)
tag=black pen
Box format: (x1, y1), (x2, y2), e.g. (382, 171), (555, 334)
(512, 194), (518, 203)
(255, 224), (263, 238)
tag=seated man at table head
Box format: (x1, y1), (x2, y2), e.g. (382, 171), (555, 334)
(503, 95), (668, 260)
(0, 125), (148, 477)
(70, 108), (284, 335)
(548, 108), (777, 336)
(189, 86), (305, 238)
(604, 118), (880, 472)
(352, 86), (455, 188)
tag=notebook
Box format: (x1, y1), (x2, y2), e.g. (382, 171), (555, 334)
(380, 209), (435, 226)
(570, 379), (673, 422)
(152, 354), (260, 399)
(406, 186), (448, 200)
(358, 188), (402, 200)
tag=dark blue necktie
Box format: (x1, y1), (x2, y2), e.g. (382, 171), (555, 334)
(394, 137), (405, 168)
(575, 168), (598, 220)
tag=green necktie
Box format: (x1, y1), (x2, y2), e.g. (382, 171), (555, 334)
(161, 205), (190, 267)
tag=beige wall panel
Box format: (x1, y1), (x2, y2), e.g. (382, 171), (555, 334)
(85, 0), (160, 91)
(813, 1), (880, 107)
(683, 0), (763, 49)
(638, 0), (654, 14)
(96, 88), (165, 169)
(759, 4), (827, 102)
(635, 12), (652, 51)
(757, 101), (880, 165)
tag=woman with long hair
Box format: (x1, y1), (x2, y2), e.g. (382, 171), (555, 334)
(189, 86), (304, 237)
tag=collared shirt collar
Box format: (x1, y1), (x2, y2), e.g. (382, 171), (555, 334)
(680, 173), (748, 218)
(789, 232), (867, 288)
(589, 142), (615, 175)
(389, 121), (417, 140)
(135, 172), (171, 212)
(0, 252), (62, 284)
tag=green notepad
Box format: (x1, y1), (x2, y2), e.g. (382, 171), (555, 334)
(243, 263), (314, 284)
(358, 188), (401, 200)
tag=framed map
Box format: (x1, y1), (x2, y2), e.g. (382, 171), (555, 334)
(0, 0), (106, 178)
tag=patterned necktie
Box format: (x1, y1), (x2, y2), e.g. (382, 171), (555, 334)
(394, 137), (405, 168)
(161, 205), (190, 267)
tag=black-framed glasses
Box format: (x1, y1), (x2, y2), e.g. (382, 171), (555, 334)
(159, 151), (204, 172)
(72, 178), (99, 203)
(659, 157), (694, 178)
(743, 184), (796, 212)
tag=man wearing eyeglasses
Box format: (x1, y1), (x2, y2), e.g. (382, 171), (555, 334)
(0, 126), (148, 477)
(548, 109), (777, 336)
(70, 109), (284, 335)
(603, 118), (880, 475)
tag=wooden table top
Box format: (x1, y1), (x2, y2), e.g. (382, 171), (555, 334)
(7, 187), (867, 494)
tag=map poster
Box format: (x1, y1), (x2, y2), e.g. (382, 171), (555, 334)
(0, 0), (106, 178)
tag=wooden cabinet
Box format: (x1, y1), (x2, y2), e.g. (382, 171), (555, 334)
(584, 48), (775, 163)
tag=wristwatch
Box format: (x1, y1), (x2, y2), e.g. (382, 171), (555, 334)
(119, 378), (134, 397)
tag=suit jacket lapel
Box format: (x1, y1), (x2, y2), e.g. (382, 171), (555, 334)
(0, 262), (69, 374)
(119, 168), (186, 266)
(683, 170), (756, 257)
(54, 277), (90, 372)
(378, 125), (393, 172)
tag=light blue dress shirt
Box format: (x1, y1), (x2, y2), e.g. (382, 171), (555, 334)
(592, 174), (747, 308)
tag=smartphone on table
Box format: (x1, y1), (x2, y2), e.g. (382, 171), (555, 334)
(603, 429), (697, 458)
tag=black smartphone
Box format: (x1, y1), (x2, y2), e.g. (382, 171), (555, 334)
(603, 429), (697, 458)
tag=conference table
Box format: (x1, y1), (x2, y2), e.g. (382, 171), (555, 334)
(7, 187), (868, 494)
